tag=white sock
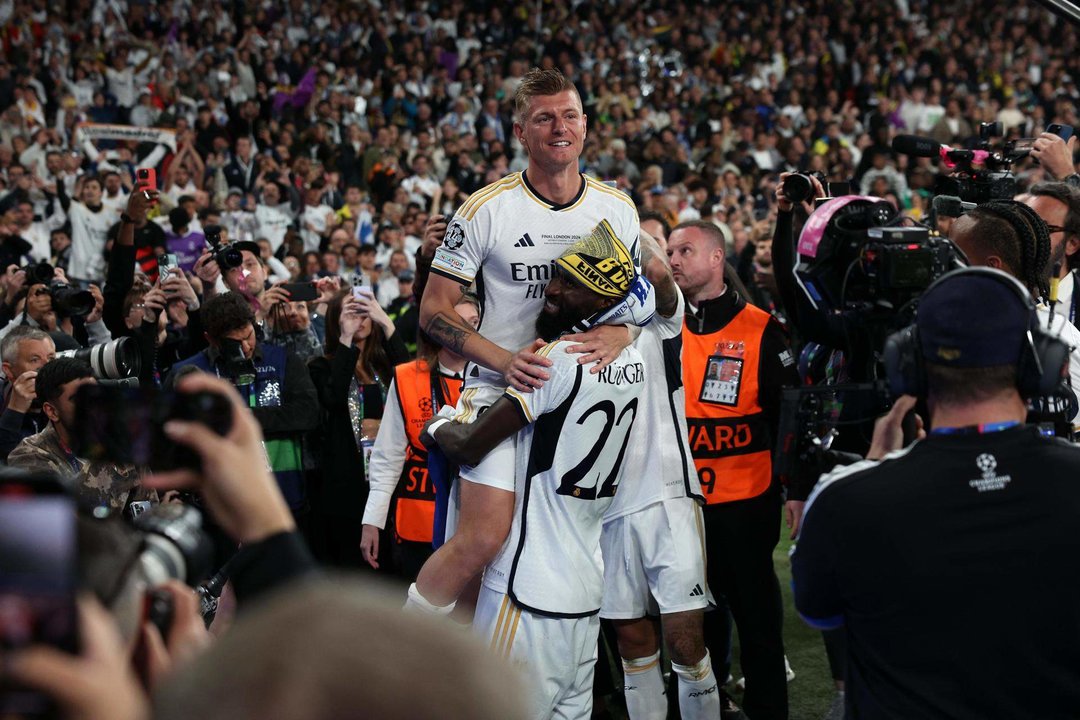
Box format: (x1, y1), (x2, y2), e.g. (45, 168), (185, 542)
(403, 583), (456, 616)
(672, 650), (721, 720)
(621, 651), (667, 720)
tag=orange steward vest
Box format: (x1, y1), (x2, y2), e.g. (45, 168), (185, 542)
(393, 360), (462, 543)
(683, 303), (774, 504)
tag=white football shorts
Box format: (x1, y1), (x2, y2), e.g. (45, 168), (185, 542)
(600, 496), (711, 619)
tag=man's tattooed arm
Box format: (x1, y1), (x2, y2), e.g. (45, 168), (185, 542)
(426, 313), (471, 354)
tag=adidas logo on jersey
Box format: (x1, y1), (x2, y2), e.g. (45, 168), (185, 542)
(513, 233), (536, 248)
(689, 584), (704, 597)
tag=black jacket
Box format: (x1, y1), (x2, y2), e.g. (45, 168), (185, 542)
(306, 334), (409, 517)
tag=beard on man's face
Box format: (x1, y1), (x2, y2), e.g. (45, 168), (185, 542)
(535, 303), (581, 342)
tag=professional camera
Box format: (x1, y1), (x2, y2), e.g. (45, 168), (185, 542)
(48, 279), (94, 318)
(218, 338), (256, 386)
(20, 260), (55, 284)
(57, 337), (141, 379)
(893, 122), (1019, 205)
(205, 224), (242, 271)
(129, 502), (221, 631)
(17, 262), (94, 317)
(795, 196), (962, 328)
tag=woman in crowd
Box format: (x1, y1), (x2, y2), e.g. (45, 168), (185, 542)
(306, 287), (409, 569)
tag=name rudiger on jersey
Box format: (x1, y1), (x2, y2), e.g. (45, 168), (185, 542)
(596, 362), (645, 386)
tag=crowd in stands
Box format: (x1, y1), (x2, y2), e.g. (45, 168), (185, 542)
(1, 0), (1080, 717)
(0, 0), (1074, 292)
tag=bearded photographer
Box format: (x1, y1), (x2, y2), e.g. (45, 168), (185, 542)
(792, 268), (1080, 719)
(168, 292), (319, 518)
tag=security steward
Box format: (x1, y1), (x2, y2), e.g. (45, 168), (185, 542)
(668, 220), (798, 720)
(792, 267), (1080, 719)
(360, 293), (479, 580)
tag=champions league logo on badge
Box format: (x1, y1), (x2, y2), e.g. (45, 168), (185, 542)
(444, 221), (466, 250)
(969, 453), (1011, 493)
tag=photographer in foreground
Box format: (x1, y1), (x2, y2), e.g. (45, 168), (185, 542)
(7, 374), (526, 720)
(792, 267), (1080, 719)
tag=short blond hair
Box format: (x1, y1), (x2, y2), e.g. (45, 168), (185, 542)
(513, 67), (579, 125)
(153, 577), (529, 720)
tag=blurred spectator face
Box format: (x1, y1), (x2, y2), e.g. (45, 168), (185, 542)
(50, 230), (70, 253)
(81, 178), (102, 206)
(224, 250), (267, 297)
(15, 201), (32, 228)
(359, 247), (377, 272)
(2, 335), (55, 383)
(45, 152), (61, 176)
(321, 251), (340, 274)
(398, 276), (414, 297)
(175, 165), (192, 187)
(329, 229), (350, 253)
(388, 250), (409, 276)
(104, 173), (121, 195)
(256, 239), (273, 260)
(236, 137), (253, 162)
(262, 183), (281, 205)
(344, 186), (363, 205)
(514, 89), (586, 171)
(284, 256), (301, 280)
(304, 252), (320, 278)
(342, 245), (359, 268)
(755, 238), (773, 268)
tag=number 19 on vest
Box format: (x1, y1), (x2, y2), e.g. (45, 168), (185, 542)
(700, 341), (745, 407)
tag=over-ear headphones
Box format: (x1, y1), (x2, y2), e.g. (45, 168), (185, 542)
(884, 267), (1070, 399)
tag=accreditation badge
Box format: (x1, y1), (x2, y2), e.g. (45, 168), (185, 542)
(699, 341), (745, 407)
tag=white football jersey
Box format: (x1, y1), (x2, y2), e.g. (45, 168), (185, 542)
(483, 340), (646, 617)
(605, 286), (703, 523)
(68, 201), (119, 281)
(430, 172), (640, 388)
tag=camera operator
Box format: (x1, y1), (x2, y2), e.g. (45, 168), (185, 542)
(792, 268), (1080, 719)
(0, 326), (54, 460)
(8, 357), (154, 513)
(168, 292), (319, 517)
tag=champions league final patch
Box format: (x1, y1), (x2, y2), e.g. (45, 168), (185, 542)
(554, 219), (635, 298)
(443, 221), (466, 250)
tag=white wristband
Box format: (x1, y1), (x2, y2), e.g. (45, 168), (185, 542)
(427, 418), (451, 439)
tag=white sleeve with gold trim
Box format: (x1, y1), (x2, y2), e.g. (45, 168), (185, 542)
(430, 207), (493, 285)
